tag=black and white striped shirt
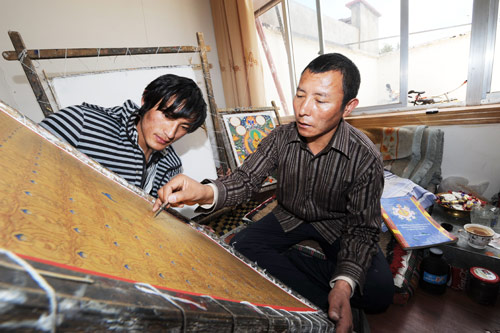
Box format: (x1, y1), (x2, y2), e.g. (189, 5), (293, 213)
(39, 100), (182, 197)
(212, 119), (384, 289)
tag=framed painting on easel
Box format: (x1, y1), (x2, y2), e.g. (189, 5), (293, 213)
(221, 110), (279, 186)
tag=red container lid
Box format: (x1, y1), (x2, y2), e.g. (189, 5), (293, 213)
(470, 267), (499, 284)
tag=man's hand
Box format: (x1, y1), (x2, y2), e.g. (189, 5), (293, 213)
(153, 174), (214, 211)
(328, 280), (353, 333)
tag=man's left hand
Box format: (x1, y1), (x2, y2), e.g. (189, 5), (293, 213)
(328, 280), (353, 333)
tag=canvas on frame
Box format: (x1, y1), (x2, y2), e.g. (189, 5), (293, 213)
(221, 111), (278, 186)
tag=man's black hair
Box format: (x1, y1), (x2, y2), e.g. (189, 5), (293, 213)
(302, 53), (361, 110)
(139, 74), (207, 132)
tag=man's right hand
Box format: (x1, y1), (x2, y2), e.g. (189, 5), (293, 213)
(328, 280), (353, 333)
(153, 174), (214, 211)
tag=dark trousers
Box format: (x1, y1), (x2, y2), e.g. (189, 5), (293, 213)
(230, 212), (394, 312)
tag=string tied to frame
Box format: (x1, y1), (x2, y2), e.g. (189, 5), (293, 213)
(240, 301), (272, 332)
(201, 295), (237, 331)
(134, 282), (207, 333)
(0, 248), (57, 333)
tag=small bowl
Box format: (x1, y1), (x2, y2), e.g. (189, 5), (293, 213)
(435, 192), (473, 219)
(438, 203), (470, 218)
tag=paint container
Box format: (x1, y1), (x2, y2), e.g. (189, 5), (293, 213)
(449, 266), (468, 291)
(419, 247), (449, 294)
(466, 267), (499, 305)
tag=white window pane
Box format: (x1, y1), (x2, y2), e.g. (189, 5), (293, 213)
(257, 5), (293, 115)
(408, 0), (472, 106)
(317, 0), (401, 108)
(288, 0), (320, 81)
(490, 11), (500, 93)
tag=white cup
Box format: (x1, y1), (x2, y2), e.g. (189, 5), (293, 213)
(459, 223), (495, 249)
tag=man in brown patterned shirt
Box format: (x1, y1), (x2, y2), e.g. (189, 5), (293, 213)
(154, 53), (394, 332)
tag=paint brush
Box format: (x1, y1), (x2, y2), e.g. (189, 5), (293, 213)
(153, 202), (168, 218)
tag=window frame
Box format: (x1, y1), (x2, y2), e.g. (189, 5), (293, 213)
(477, 0), (500, 104)
(256, 0), (500, 123)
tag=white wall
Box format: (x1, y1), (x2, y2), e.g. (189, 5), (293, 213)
(0, 0), (225, 122)
(438, 124), (500, 201)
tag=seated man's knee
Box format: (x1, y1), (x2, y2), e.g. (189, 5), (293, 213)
(229, 230), (257, 259)
(367, 282), (394, 313)
(354, 251), (395, 313)
(362, 269), (394, 313)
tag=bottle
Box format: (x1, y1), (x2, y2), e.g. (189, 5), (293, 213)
(420, 247), (449, 294)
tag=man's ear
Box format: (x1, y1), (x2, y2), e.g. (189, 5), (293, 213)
(141, 95), (145, 106)
(342, 98), (359, 118)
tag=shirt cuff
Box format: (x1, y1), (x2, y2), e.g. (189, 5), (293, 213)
(198, 183), (218, 209)
(330, 276), (356, 298)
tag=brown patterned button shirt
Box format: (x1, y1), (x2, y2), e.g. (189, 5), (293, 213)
(211, 118), (384, 289)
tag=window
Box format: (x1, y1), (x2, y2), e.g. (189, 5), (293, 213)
(256, 0), (498, 115)
(317, 0), (402, 108)
(256, 5), (294, 115)
(407, 0), (472, 108)
(486, 1), (500, 102)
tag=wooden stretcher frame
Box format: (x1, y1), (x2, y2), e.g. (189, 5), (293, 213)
(2, 30), (231, 172)
(0, 99), (334, 331)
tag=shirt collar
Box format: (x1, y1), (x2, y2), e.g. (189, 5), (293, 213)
(288, 119), (351, 157)
(329, 118), (350, 157)
(126, 109), (140, 146)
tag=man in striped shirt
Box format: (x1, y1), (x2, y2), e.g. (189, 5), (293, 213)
(154, 54), (394, 332)
(40, 74), (206, 198)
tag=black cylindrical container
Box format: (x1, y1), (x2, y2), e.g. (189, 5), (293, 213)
(466, 267), (500, 305)
(420, 247), (449, 294)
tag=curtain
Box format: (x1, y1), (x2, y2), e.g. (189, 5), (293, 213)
(210, 0), (266, 107)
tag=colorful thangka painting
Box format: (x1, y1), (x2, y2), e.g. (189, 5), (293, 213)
(222, 111), (277, 185)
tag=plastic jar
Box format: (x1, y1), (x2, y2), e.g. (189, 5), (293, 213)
(420, 247), (449, 294)
(466, 267), (499, 305)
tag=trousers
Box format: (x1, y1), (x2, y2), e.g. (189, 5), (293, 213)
(230, 212), (394, 312)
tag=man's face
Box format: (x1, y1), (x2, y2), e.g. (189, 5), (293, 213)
(293, 69), (358, 152)
(137, 102), (192, 157)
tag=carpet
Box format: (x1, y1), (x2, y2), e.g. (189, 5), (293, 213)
(203, 200), (260, 237)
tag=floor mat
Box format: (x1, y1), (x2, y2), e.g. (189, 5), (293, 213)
(205, 200), (259, 236)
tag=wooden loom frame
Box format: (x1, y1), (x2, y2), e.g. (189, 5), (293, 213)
(2, 30), (231, 172)
(0, 99), (333, 331)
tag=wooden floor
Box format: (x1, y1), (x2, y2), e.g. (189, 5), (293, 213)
(366, 288), (500, 332)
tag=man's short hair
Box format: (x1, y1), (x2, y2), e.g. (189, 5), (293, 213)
(139, 74), (207, 132)
(302, 53), (361, 110)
